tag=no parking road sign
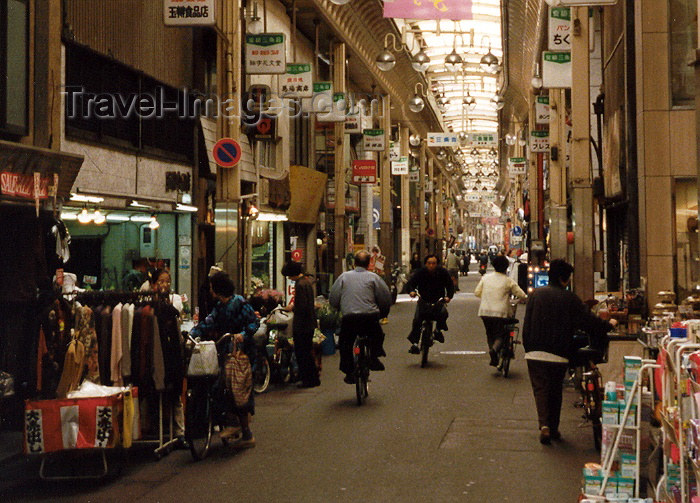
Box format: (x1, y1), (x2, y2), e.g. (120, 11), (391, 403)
(213, 138), (242, 168)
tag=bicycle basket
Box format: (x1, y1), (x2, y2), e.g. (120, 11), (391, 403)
(187, 340), (220, 377)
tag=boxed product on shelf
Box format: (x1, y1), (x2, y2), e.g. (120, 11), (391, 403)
(583, 474), (603, 495)
(603, 400), (619, 425)
(620, 453), (637, 478)
(621, 403), (637, 427)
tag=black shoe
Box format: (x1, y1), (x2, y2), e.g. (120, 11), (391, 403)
(298, 380), (320, 388)
(369, 358), (385, 371)
(409, 344), (420, 354)
(489, 350), (498, 367)
(433, 331), (445, 343)
(550, 430), (562, 441)
(539, 426), (551, 445)
(174, 436), (190, 450)
(343, 374), (356, 384)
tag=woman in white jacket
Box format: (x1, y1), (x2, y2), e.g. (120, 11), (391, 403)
(474, 255), (527, 367)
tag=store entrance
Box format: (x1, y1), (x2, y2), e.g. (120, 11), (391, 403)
(64, 238), (102, 289)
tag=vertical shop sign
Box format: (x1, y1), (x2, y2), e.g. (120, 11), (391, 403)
(352, 160), (377, 184)
(363, 129), (385, 152)
(548, 7), (571, 51)
(311, 82), (333, 114)
(542, 51), (572, 88)
(389, 141), (401, 161)
(245, 33), (286, 75)
(530, 131), (550, 153)
(391, 156), (409, 175)
(535, 96), (551, 124)
(318, 92), (346, 123)
(163, 0), (216, 26)
(509, 157), (527, 175)
(409, 161), (419, 182)
(279, 63), (313, 98)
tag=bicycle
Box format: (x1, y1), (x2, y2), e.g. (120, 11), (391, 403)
(412, 292), (447, 368)
(251, 320), (298, 393)
(353, 335), (370, 405)
(497, 300), (521, 378)
(570, 331), (608, 452)
(184, 333), (239, 460)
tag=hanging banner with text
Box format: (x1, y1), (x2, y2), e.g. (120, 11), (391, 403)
(391, 156), (409, 175)
(542, 51), (571, 88)
(509, 157), (527, 175)
(383, 0), (472, 20)
(352, 160), (377, 184)
(246, 33), (286, 74)
(468, 132), (498, 147)
(530, 131), (550, 153)
(163, 0), (215, 26)
(279, 63), (313, 98)
(427, 132), (459, 147)
(535, 96), (550, 125)
(548, 7), (571, 51)
(363, 129), (385, 152)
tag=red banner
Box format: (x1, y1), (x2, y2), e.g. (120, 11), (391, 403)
(352, 160), (377, 184)
(383, 0), (473, 20)
(1, 172), (49, 199)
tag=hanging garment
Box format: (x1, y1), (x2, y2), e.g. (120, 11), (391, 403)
(76, 306), (100, 384)
(152, 312), (165, 392)
(121, 303), (134, 380)
(155, 304), (184, 394)
(111, 303), (123, 386)
(98, 305), (112, 384)
(56, 338), (85, 398)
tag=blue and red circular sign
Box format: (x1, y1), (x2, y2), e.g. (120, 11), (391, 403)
(213, 138), (242, 168)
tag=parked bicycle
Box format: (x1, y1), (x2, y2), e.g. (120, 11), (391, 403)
(353, 335), (371, 405)
(412, 292), (446, 368)
(252, 317), (298, 393)
(184, 333), (238, 461)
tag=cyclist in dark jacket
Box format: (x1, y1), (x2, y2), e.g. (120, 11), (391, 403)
(522, 259), (615, 445)
(404, 254), (454, 354)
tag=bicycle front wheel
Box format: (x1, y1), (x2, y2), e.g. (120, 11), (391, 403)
(420, 326), (431, 368)
(354, 344), (368, 406)
(185, 379), (213, 461)
(253, 355), (271, 394)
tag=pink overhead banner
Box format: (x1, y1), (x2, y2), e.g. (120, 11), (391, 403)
(383, 0), (473, 20)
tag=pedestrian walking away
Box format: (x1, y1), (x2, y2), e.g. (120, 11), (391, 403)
(281, 261), (321, 389)
(329, 250), (392, 384)
(521, 259), (616, 445)
(404, 254), (454, 354)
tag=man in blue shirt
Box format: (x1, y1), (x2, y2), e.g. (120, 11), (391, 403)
(329, 251), (392, 384)
(190, 272), (259, 447)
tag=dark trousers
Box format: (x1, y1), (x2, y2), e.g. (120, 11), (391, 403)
(338, 314), (385, 374)
(481, 316), (509, 353)
(526, 359), (568, 432)
(408, 301), (448, 344)
(293, 329), (319, 385)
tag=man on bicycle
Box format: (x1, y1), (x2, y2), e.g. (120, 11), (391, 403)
(190, 272), (260, 446)
(329, 250), (392, 384)
(404, 254), (453, 354)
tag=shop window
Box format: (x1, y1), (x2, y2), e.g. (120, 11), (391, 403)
(674, 178), (699, 300)
(64, 43), (194, 161)
(0, 0), (28, 137)
(669, 0), (697, 107)
(255, 140), (276, 170)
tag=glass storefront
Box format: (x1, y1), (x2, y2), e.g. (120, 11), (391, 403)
(674, 178), (698, 300)
(669, 0), (697, 107)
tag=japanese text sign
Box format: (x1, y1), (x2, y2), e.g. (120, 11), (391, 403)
(535, 96), (551, 125)
(509, 157), (527, 175)
(391, 156), (409, 175)
(530, 131), (550, 153)
(352, 160), (377, 184)
(163, 0), (215, 26)
(469, 132), (497, 147)
(383, 0), (473, 20)
(246, 33), (286, 75)
(427, 132), (458, 147)
(542, 51), (572, 88)
(311, 82), (333, 114)
(548, 7), (571, 51)
(279, 63), (312, 98)
(363, 129), (385, 152)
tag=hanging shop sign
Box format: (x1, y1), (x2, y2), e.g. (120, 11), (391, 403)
(243, 84), (271, 115)
(318, 93), (346, 123)
(1, 172), (49, 199)
(383, 0), (473, 20)
(389, 141), (401, 161)
(542, 51), (572, 88)
(427, 132), (459, 147)
(509, 157), (527, 175)
(391, 156), (409, 175)
(424, 180), (433, 193)
(245, 33), (286, 75)
(482, 194), (497, 203)
(468, 132), (498, 147)
(311, 82), (333, 114)
(279, 63), (313, 98)
(242, 116), (277, 142)
(548, 7), (571, 51)
(466, 193), (480, 202)
(363, 129), (385, 152)
(530, 131), (550, 153)
(409, 161), (419, 182)
(163, 0), (215, 26)
(352, 160), (377, 184)
(535, 96), (551, 125)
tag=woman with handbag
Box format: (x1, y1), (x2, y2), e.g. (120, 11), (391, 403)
(190, 272), (260, 447)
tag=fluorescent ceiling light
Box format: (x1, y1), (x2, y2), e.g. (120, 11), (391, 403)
(176, 203), (198, 212)
(130, 200), (152, 208)
(61, 212), (78, 220)
(130, 215), (153, 222)
(257, 212), (288, 222)
(106, 213), (131, 222)
(70, 193), (104, 204)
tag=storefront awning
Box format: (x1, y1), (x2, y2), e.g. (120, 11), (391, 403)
(0, 140), (84, 200)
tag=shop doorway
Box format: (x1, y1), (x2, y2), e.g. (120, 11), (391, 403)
(65, 238), (102, 289)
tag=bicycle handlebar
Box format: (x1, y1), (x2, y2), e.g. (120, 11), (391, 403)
(411, 291), (449, 305)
